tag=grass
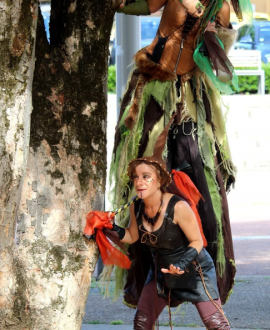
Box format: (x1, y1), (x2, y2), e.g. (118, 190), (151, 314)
(84, 320), (101, 324)
(160, 321), (176, 326)
(234, 279), (251, 285)
(90, 278), (99, 289)
(110, 320), (124, 325)
(181, 324), (198, 327)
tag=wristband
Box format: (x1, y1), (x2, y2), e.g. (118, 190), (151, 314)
(112, 223), (126, 240)
(173, 246), (199, 270)
(117, 0), (150, 16)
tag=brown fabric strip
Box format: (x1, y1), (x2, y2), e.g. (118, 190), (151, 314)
(138, 96), (164, 158)
(203, 31), (233, 79)
(214, 156), (236, 304)
(113, 69), (140, 155)
(102, 228), (129, 254)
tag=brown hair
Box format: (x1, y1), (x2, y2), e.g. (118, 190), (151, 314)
(128, 160), (191, 204)
(127, 160), (168, 193)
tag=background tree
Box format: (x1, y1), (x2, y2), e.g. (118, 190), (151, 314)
(0, 0), (119, 329)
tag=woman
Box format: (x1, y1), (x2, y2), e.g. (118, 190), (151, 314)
(109, 0), (252, 303)
(111, 151), (231, 329)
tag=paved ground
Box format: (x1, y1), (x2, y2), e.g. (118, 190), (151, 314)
(82, 95), (270, 330)
(82, 326), (256, 330)
(83, 275), (270, 329)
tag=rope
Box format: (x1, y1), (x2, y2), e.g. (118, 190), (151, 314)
(196, 261), (230, 326)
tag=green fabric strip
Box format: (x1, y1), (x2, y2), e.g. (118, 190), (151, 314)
(109, 76), (174, 211)
(194, 77), (225, 276)
(193, 38), (239, 95)
(204, 165), (225, 276)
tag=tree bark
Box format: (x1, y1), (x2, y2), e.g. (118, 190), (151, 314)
(0, 0), (120, 328)
(0, 0), (38, 323)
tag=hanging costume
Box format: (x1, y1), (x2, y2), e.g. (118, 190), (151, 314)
(107, 0), (253, 307)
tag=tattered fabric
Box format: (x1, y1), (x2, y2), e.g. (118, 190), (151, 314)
(84, 211), (131, 269)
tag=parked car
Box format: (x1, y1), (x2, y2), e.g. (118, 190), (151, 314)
(253, 12), (270, 22)
(234, 21), (270, 63)
(141, 16), (160, 48)
(109, 16), (161, 65)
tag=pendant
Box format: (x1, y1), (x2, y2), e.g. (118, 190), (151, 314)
(195, 1), (205, 14)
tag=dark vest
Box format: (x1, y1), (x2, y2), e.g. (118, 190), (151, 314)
(136, 195), (189, 250)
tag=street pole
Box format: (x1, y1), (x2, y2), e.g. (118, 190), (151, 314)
(115, 14), (141, 117)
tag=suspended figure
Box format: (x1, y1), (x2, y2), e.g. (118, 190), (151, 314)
(105, 0), (253, 326)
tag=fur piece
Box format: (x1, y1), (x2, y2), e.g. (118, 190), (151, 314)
(216, 26), (238, 55)
(124, 48), (177, 129)
(124, 75), (146, 129)
(134, 48), (177, 82)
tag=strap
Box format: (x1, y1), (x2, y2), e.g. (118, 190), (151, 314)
(196, 261), (230, 326)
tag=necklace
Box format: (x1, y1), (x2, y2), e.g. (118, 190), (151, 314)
(179, 0), (206, 15)
(142, 197), (163, 226)
(195, 1), (205, 14)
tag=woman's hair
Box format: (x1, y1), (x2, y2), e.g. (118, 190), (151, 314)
(128, 160), (167, 193)
(167, 177), (191, 205)
(128, 160), (191, 204)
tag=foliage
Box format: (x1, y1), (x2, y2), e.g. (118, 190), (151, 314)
(110, 320), (123, 325)
(236, 63), (270, 94)
(85, 321), (101, 324)
(108, 65), (116, 94)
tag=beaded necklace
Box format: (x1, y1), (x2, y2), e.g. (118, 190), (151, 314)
(142, 198), (163, 226)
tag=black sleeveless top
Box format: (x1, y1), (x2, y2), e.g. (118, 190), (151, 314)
(135, 195), (189, 251)
(134, 195), (220, 303)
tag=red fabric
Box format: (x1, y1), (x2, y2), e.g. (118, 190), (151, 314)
(172, 170), (207, 247)
(84, 211), (131, 269)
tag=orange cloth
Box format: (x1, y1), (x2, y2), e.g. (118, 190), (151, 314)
(84, 211), (131, 269)
(172, 170), (207, 247)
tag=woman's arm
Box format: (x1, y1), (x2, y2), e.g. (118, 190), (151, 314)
(117, 0), (166, 15)
(117, 203), (139, 244)
(174, 200), (203, 253)
(215, 0), (230, 28)
(148, 0), (167, 14)
(161, 200), (203, 275)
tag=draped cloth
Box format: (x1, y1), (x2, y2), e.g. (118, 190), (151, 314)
(84, 211), (131, 269)
(172, 170), (207, 247)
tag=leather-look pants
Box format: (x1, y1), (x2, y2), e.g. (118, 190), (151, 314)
(134, 281), (230, 330)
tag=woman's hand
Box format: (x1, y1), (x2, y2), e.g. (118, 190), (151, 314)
(107, 211), (114, 225)
(161, 264), (185, 275)
(119, 0), (126, 9)
(205, 21), (217, 34)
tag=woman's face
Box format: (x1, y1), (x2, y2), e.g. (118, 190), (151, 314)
(133, 163), (161, 199)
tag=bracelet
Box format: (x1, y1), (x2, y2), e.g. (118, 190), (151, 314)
(112, 223), (126, 240)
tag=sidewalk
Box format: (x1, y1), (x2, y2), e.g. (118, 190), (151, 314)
(83, 275), (270, 329)
(82, 326), (257, 330)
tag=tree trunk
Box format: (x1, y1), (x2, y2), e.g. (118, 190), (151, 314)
(0, 0), (38, 323)
(0, 0), (119, 329)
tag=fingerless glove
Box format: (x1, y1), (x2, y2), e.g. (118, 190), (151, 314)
(117, 0), (150, 16)
(173, 246), (198, 271)
(111, 223), (126, 240)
